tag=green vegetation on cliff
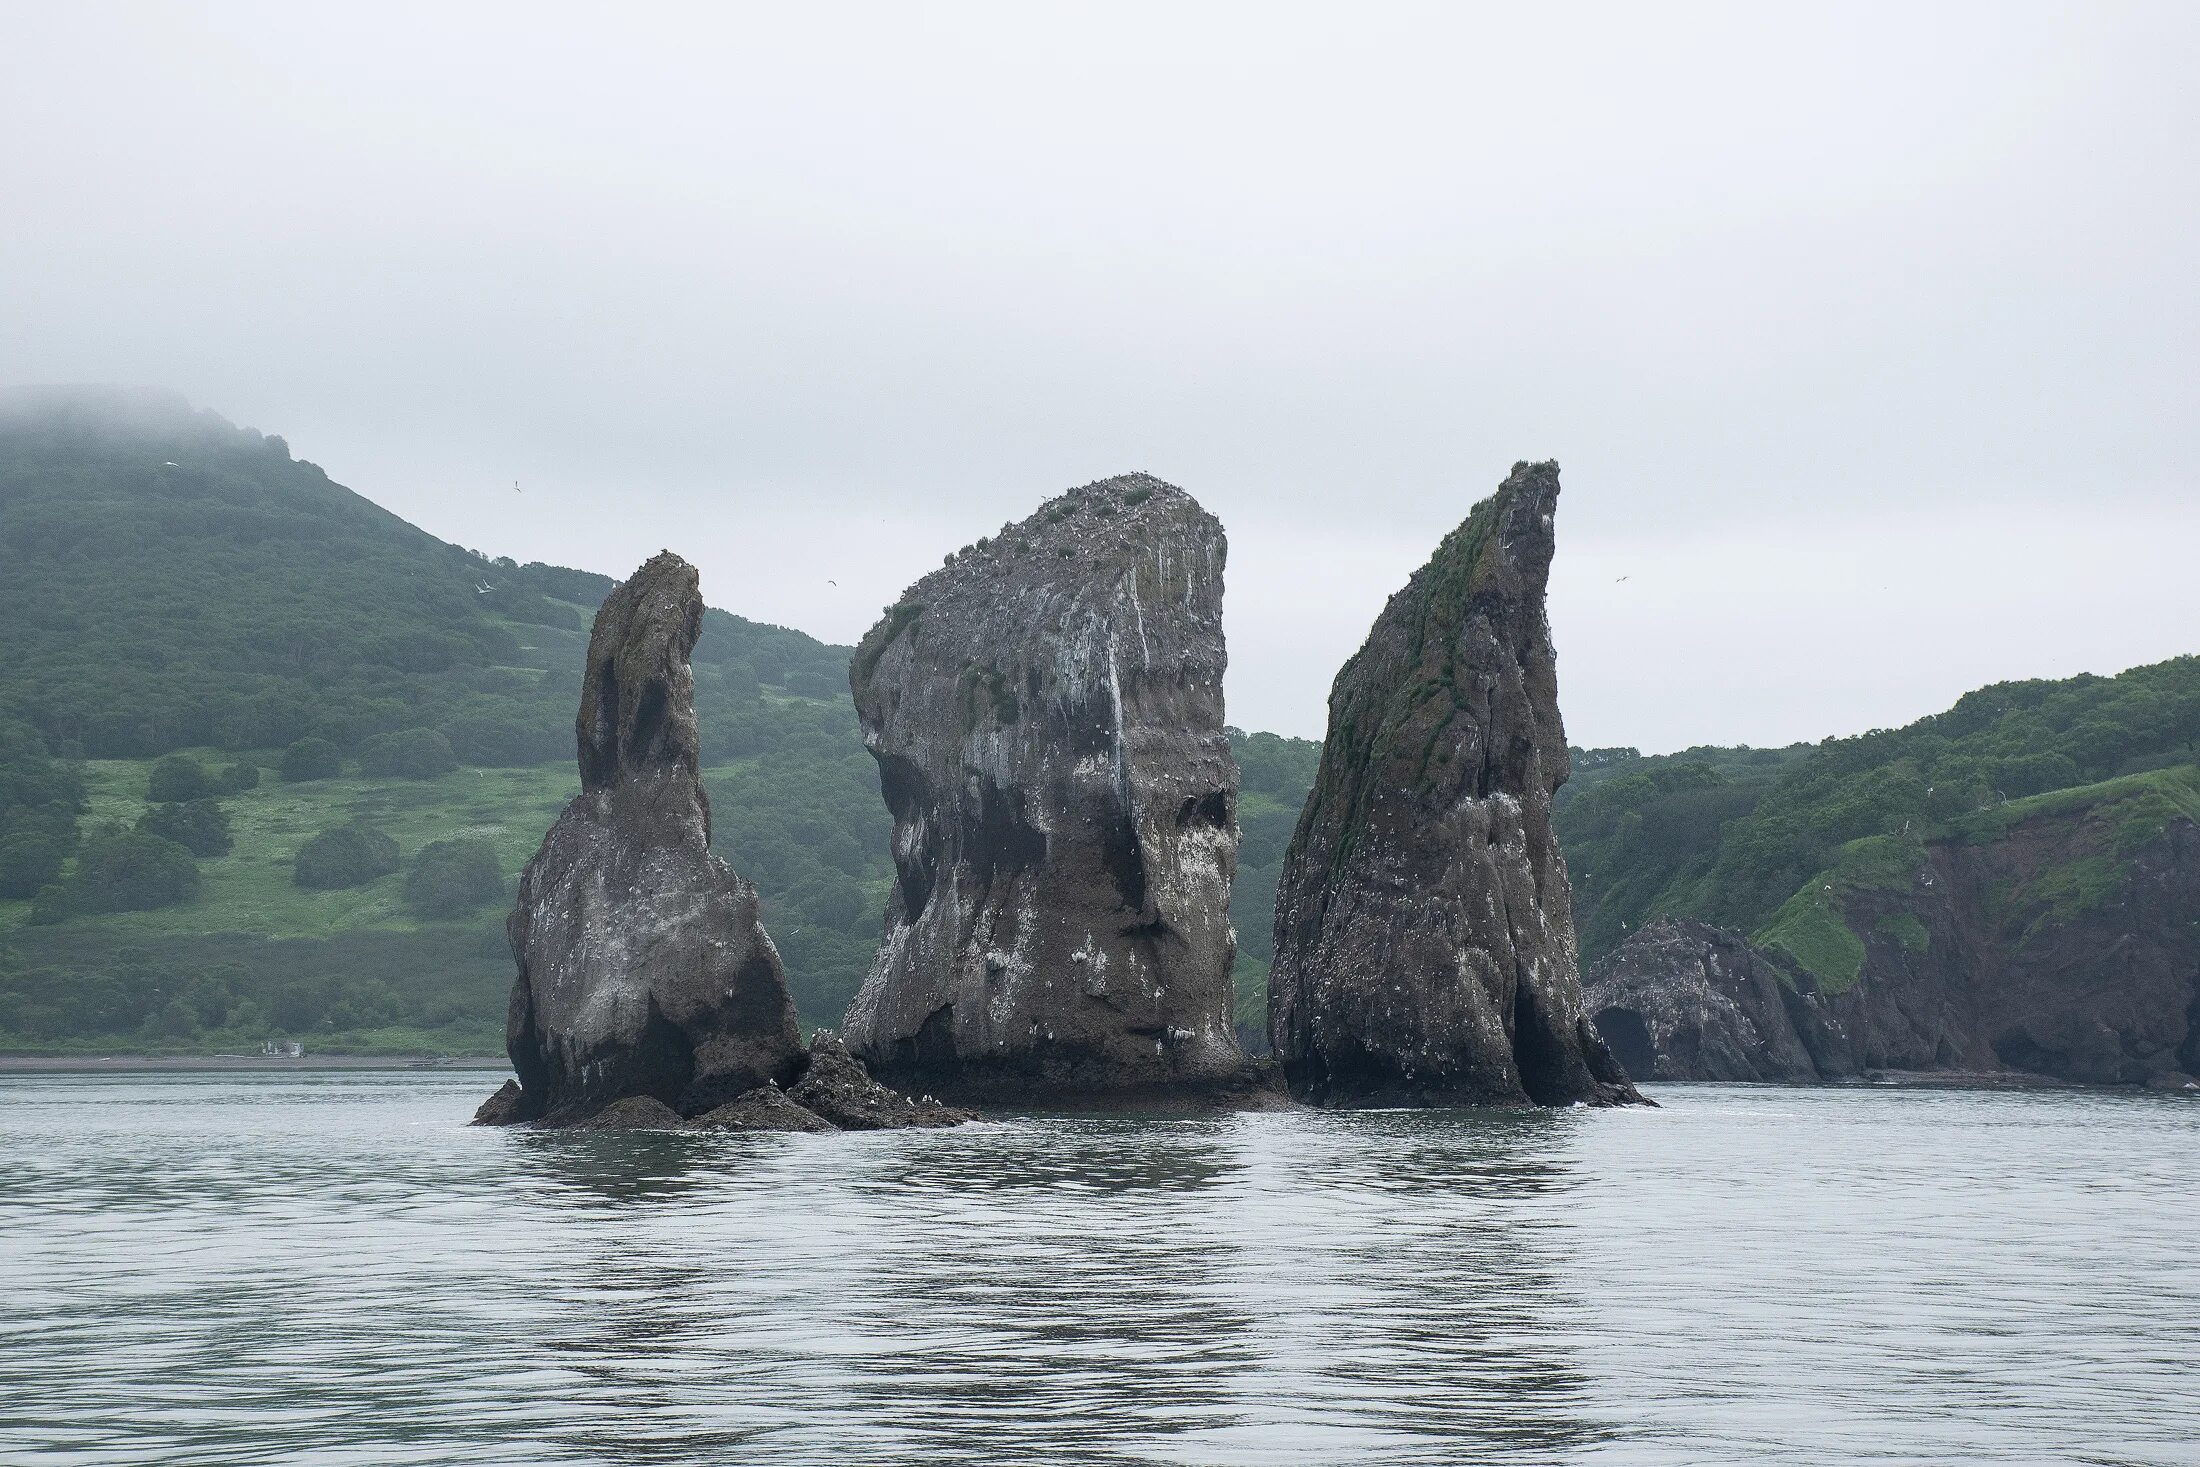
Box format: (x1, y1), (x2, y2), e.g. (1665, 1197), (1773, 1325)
(1750, 835), (1927, 992)
(1554, 659), (2200, 963)
(1229, 729), (1324, 1040)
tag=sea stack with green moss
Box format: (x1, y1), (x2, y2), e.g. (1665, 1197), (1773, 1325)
(1268, 461), (1643, 1107)
(842, 473), (1258, 1104)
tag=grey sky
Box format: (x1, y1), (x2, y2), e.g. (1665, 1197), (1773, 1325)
(5, 2), (2195, 750)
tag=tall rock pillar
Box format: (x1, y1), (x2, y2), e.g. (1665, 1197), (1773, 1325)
(843, 474), (1252, 1104)
(1269, 462), (1643, 1107)
(501, 551), (805, 1124)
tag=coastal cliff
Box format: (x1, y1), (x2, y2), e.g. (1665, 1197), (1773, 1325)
(1584, 768), (2200, 1088)
(1268, 462), (1642, 1107)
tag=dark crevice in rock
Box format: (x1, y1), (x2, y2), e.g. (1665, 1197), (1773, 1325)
(1593, 1007), (1657, 1079)
(1100, 813), (1150, 915)
(1512, 983), (1576, 1107)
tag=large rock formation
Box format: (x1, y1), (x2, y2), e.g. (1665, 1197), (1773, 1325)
(1584, 787), (2200, 1089)
(1582, 920), (1843, 1082)
(1268, 462), (1642, 1107)
(494, 551), (807, 1125)
(841, 473), (1255, 1104)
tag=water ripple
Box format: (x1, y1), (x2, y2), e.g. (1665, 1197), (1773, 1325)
(1, 1074), (2194, 1465)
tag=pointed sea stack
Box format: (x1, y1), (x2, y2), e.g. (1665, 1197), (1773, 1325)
(843, 473), (1258, 1105)
(1268, 462), (1643, 1107)
(496, 552), (806, 1124)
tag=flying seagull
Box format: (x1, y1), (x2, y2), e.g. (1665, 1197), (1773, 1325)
(513, 480), (522, 494)
(1615, 575), (1630, 582)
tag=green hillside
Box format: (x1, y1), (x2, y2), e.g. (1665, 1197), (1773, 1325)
(1553, 657), (2200, 960)
(0, 388), (883, 1052)
(1229, 730), (1325, 1040)
(0, 389), (1325, 1058)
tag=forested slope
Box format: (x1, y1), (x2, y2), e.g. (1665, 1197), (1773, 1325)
(0, 389), (882, 1048)
(1552, 657), (2200, 965)
(0, 390), (1330, 1056)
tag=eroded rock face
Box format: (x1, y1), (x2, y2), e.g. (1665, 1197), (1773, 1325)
(790, 1035), (976, 1129)
(469, 1078), (526, 1126)
(842, 473), (1251, 1103)
(692, 1085), (839, 1133)
(498, 552), (806, 1125)
(1586, 807), (2200, 1089)
(1583, 920), (1844, 1083)
(1268, 462), (1643, 1107)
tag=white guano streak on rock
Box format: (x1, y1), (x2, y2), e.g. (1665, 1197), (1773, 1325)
(1124, 566), (1151, 671)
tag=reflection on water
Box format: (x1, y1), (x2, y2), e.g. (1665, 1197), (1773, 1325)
(1, 1075), (2196, 1465)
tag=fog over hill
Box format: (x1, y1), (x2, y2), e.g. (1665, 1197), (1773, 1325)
(5, 5), (2195, 749)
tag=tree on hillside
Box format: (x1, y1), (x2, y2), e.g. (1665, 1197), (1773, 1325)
(280, 737), (343, 783)
(47, 831), (201, 917)
(294, 824), (401, 890)
(137, 799), (234, 858)
(358, 728), (458, 780)
(403, 838), (505, 918)
(441, 714), (566, 767)
(0, 833), (67, 898)
(147, 754), (216, 803)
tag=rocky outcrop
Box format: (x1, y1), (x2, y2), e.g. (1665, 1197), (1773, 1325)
(481, 551), (971, 1132)
(492, 551), (807, 1126)
(692, 1085), (839, 1133)
(471, 1079), (526, 1126)
(789, 1035), (976, 1129)
(529, 1034), (975, 1132)
(841, 473), (1259, 1104)
(1268, 462), (1642, 1107)
(1582, 920), (1845, 1082)
(566, 1095), (691, 1131)
(1582, 785), (2200, 1089)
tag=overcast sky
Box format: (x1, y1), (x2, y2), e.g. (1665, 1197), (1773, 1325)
(5, 2), (2195, 750)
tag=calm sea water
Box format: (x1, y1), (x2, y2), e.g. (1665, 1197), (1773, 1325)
(0, 1073), (2193, 1466)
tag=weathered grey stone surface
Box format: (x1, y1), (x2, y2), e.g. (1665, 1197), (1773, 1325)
(1268, 462), (1643, 1107)
(561, 1094), (691, 1131)
(496, 552), (806, 1125)
(1583, 919), (1838, 1082)
(469, 1078), (526, 1126)
(790, 1035), (977, 1129)
(691, 1084), (839, 1132)
(1585, 806), (2200, 1089)
(841, 473), (1255, 1104)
